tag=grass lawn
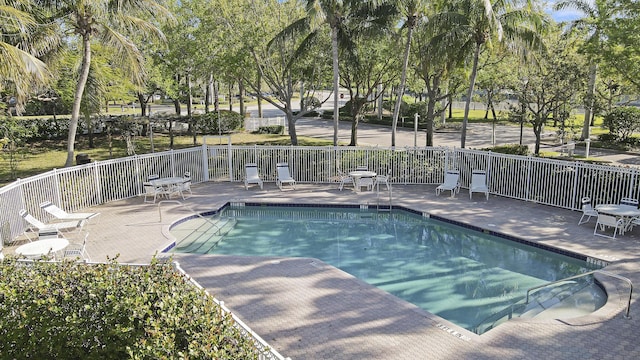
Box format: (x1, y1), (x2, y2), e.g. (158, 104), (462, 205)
(1, 109), (605, 187)
(0, 132), (333, 187)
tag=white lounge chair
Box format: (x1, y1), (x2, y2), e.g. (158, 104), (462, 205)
(19, 209), (84, 241)
(436, 170), (460, 197)
(469, 170), (489, 200)
(578, 197), (598, 225)
(593, 213), (625, 239)
(40, 201), (100, 222)
(337, 170), (353, 191)
(244, 163), (264, 190)
(276, 162), (296, 190)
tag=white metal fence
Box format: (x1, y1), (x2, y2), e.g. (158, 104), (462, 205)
(2, 145), (640, 245)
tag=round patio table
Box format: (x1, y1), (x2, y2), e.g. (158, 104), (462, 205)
(349, 171), (377, 192)
(15, 238), (69, 259)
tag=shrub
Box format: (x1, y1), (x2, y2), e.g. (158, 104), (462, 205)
(255, 125), (284, 134)
(302, 96), (321, 110)
(0, 257), (261, 359)
(602, 106), (640, 141)
(195, 110), (243, 134)
(483, 144), (529, 156)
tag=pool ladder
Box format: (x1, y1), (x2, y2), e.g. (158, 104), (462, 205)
(375, 182), (392, 212)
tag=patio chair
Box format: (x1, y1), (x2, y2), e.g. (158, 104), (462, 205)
(593, 213), (625, 239)
(578, 197), (598, 225)
(19, 209), (84, 241)
(436, 170), (460, 197)
(276, 162), (296, 190)
(355, 165), (368, 171)
(337, 170), (354, 191)
(174, 171), (193, 199)
(619, 197), (638, 209)
(40, 201), (100, 223)
(244, 163), (264, 190)
(375, 169), (392, 191)
(142, 182), (170, 204)
(63, 232), (90, 261)
(469, 170), (489, 200)
(356, 176), (375, 192)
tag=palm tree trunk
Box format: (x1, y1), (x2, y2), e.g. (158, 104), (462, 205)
(331, 25), (340, 146)
(582, 63), (597, 140)
(391, 24), (414, 147)
(461, 43), (481, 149)
(65, 34), (92, 167)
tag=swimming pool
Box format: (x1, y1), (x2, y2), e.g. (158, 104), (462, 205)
(168, 203), (607, 334)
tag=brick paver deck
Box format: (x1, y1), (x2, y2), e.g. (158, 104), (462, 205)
(4, 182), (639, 359)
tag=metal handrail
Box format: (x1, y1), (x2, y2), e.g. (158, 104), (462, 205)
(526, 270), (633, 319)
(157, 200), (223, 235)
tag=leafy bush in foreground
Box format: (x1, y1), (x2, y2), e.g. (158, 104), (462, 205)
(0, 257), (260, 359)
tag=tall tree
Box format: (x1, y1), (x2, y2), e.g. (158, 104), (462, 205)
(509, 34), (585, 154)
(432, 0), (545, 148)
(340, 26), (397, 145)
(554, 0), (618, 141)
(391, 0), (426, 147)
(36, 0), (171, 167)
(280, 0), (397, 146)
(0, 0), (56, 112)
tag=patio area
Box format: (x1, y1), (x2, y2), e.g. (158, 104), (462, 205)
(3, 181), (639, 359)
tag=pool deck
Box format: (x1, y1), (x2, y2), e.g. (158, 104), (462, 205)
(4, 182), (640, 359)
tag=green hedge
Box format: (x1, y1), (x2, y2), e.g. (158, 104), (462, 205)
(0, 257), (261, 359)
(254, 125), (284, 134)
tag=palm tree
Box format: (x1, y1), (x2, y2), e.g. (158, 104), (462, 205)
(391, 0), (426, 147)
(432, 0), (545, 148)
(35, 0), (171, 167)
(277, 0), (396, 146)
(554, 0), (616, 141)
(0, 0), (55, 112)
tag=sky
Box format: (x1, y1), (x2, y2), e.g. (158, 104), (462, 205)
(545, 0), (591, 23)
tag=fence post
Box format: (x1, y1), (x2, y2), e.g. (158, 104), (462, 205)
(571, 161), (580, 210)
(201, 142), (210, 182)
(94, 161), (103, 205)
(228, 140), (234, 182)
(629, 170), (637, 199)
(134, 155), (142, 195)
(170, 149), (176, 177)
(526, 155), (533, 202)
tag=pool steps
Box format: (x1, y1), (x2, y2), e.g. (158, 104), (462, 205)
(174, 217), (237, 253)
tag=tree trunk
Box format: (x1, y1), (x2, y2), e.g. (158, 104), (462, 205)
(239, 79), (245, 117)
(173, 99), (181, 115)
(257, 73), (263, 118)
(331, 25), (340, 146)
(285, 106), (298, 145)
(349, 98), (364, 146)
(65, 32), (92, 167)
(206, 73), (213, 113)
(391, 24), (414, 147)
(461, 43), (482, 149)
(582, 63), (597, 140)
(214, 80), (219, 112)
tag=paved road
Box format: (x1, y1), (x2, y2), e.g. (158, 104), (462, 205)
(149, 96), (639, 167)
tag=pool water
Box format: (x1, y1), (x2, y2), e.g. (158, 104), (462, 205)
(169, 205), (606, 334)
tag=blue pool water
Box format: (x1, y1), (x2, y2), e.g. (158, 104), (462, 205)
(169, 204), (606, 334)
